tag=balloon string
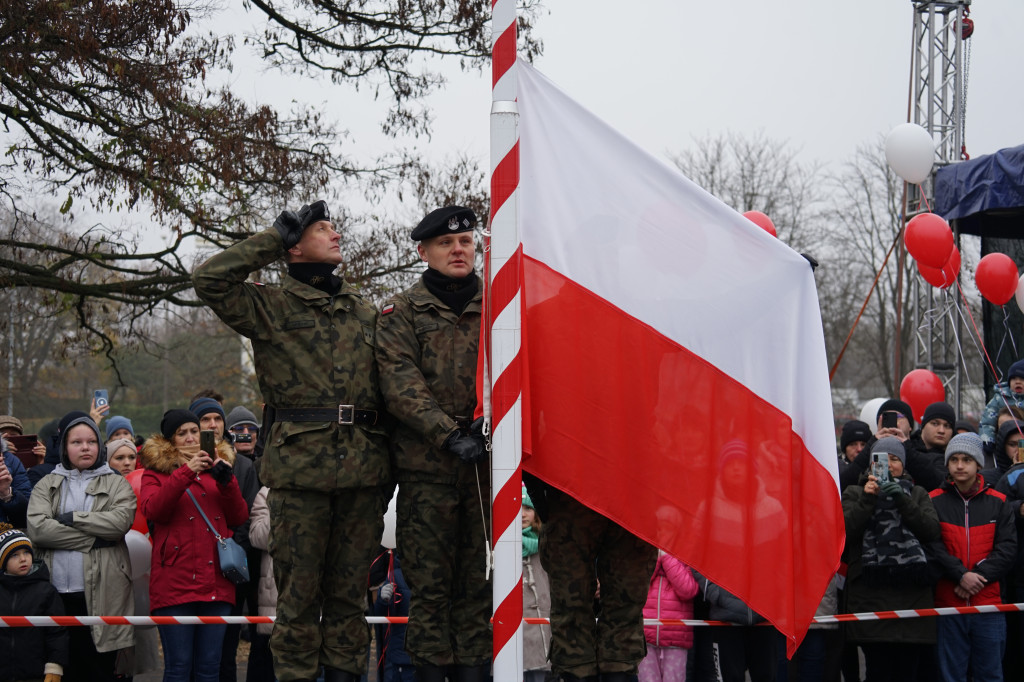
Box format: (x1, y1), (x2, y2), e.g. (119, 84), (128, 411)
(829, 224), (904, 382)
(945, 291), (976, 387)
(956, 278), (1001, 382)
(1003, 305), (1019, 359)
(916, 183), (932, 213)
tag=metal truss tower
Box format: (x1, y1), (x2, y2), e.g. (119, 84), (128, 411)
(908, 0), (971, 411)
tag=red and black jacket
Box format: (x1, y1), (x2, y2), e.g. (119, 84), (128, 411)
(929, 475), (1017, 606)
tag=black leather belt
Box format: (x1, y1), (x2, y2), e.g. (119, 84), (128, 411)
(275, 406), (379, 426)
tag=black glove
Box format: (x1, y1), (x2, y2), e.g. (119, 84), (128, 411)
(469, 416), (485, 436)
(879, 480), (906, 500)
(92, 537), (117, 549)
(57, 512), (74, 527)
(273, 210), (304, 249)
(442, 429), (488, 464)
(210, 461), (234, 485)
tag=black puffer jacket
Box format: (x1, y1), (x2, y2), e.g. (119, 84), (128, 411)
(0, 562), (68, 681)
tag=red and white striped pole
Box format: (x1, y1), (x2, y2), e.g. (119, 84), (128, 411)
(489, 0), (522, 681)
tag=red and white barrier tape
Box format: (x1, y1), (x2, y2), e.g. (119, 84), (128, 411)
(5, 605), (1024, 628)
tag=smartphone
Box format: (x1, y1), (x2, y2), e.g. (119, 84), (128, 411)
(881, 412), (898, 430)
(871, 452), (890, 483)
(200, 430), (216, 458)
(93, 389), (109, 409)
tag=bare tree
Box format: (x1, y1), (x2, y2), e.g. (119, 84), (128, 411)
(669, 131), (824, 253)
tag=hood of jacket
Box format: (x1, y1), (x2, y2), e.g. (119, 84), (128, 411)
(0, 560), (52, 589)
(141, 435), (235, 475)
(58, 415), (105, 470)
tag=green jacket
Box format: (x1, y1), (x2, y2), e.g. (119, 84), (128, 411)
(375, 277), (482, 483)
(27, 469), (136, 653)
(192, 228), (390, 491)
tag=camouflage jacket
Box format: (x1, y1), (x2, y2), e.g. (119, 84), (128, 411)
(375, 277), (481, 483)
(192, 229), (390, 492)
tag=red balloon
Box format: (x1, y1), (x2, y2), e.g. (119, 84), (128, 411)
(940, 246), (961, 288)
(900, 369), (946, 423)
(743, 210), (777, 238)
(918, 246), (960, 289)
(918, 261), (947, 289)
(905, 213), (954, 268)
(975, 252), (1019, 305)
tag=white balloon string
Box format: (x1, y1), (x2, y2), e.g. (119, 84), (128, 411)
(1002, 305), (1019, 359)
(945, 291), (974, 387)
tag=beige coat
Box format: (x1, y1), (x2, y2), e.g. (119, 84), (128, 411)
(248, 486), (278, 636)
(27, 468), (137, 652)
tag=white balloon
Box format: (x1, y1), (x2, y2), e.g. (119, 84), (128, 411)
(885, 123), (935, 184)
(859, 397), (888, 430)
(1016, 273), (1024, 313)
(381, 486), (398, 549)
(125, 529), (151, 581)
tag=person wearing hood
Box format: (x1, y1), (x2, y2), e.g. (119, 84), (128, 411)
(980, 359), (1024, 448)
(140, 409), (248, 682)
(28, 411), (89, 488)
(841, 437), (940, 681)
(26, 412), (137, 682)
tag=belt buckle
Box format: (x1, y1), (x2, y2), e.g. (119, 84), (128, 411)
(338, 405), (355, 425)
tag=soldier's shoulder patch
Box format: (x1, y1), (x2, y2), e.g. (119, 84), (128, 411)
(381, 303), (395, 315)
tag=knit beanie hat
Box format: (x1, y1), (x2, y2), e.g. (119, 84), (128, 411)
(160, 409), (200, 441)
(921, 402), (956, 428)
(188, 397), (225, 422)
(955, 420), (978, 434)
(225, 406), (259, 431)
(106, 438), (137, 460)
(105, 415), (134, 441)
(718, 439), (757, 472)
(840, 420), (872, 452)
(0, 416), (23, 435)
(1008, 360), (1024, 382)
(871, 437), (906, 468)
(0, 526), (32, 572)
(522, 487), (534, 510)
(876, 399), (915, 429)
(59, 414), (104, 470)
(944, 432), (985, 467)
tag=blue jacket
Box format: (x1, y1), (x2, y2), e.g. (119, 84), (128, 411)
(0, 451), (32, 528)
(979, 383), (1024, 445)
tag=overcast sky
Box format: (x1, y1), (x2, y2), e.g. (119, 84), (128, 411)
(405, 0), (1024, 172)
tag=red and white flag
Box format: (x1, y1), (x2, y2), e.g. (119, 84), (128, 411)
(515, 60), (843, 654)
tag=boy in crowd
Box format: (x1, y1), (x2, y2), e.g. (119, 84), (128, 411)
(929, 433), (1016, 682)
(0, 524), (67, 681)
(980, 360), (1024, 448)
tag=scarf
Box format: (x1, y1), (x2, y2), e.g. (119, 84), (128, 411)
(860, 478), (931, 587)
(288, 262), (341, 295)
(422, 268), (478, 314)
(522, 526), (539, 558)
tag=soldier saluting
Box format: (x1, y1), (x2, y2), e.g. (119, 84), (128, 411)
(193, 201), (391, 682)
(375, 206), (491, 682)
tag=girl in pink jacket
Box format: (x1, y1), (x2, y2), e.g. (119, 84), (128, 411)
(638, 552), (698, 682)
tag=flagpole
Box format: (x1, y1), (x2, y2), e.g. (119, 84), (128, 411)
(490, 1), (523, 681)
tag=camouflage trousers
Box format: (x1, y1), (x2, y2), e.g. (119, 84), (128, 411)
(267, 486), (387, 681)
(539, 490), (658, 677)
(397, 474), (492, 666)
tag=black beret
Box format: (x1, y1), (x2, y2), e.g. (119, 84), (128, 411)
(298, 200), (331, 231)
(410, 206), (477, 241)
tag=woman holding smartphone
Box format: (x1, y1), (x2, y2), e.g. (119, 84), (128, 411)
(841, 436), (940, 682)
(140, 409), (248, 682)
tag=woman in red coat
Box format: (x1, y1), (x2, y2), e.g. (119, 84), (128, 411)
(140, 409), (248, 682)
(639, 551), (699, 682)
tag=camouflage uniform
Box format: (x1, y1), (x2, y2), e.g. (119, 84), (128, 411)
(193, 228), (391, 681)
(375, 277), (492, 667)
(539, 489), (658, 678)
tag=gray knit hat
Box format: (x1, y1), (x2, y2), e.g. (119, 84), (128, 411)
(944, 432), (985, 467)
(225, 406), (259, 431)
(871, 437), (906, 468)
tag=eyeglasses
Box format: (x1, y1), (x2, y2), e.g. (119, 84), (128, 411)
(229, 425), (257, 433)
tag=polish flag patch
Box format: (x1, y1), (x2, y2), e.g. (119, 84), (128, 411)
(381, 303), (395, 315)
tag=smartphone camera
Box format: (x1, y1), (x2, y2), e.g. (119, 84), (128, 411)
(871, 452), (890, 483)
(93, 389), (109, 408)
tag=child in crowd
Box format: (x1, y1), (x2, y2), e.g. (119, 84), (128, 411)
(0, 524), (68, 682)
(979, 360), (1024, 447)
(929, 433), (1016, 682)
(639, 550), (698, 682)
